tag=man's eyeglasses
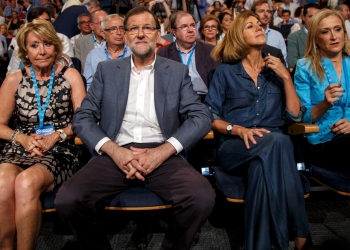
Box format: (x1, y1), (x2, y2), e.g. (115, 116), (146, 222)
(104, 26), (125, 33)
(92, 21), (102, 25)
(203, 25), (217, 30)
(79, 21), (91, 25)
(175, 23), (196, 31)
(125, 26), (158, 34)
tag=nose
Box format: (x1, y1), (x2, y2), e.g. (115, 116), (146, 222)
(38, 44), (46, 55)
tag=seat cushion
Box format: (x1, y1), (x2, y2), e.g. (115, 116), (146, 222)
(310, 164), (350, 193)
(214, 166), (310, 201)
(109, 187), (169, 208)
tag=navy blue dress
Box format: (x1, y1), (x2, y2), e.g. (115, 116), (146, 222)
(204, 61), (310, 250)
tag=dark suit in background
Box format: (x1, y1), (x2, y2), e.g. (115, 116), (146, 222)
(53, 5), (89, 38)
(55, 55), (215, 250)
(157, 41), (221, 90)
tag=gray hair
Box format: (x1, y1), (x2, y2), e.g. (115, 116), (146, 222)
(101, 14), (124, 30)
(77, 13), (91, 24)
(85, 0), (101, 8)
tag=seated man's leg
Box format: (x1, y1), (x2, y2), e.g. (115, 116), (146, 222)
(145, 155), (216, 250)
(55, 156), (129, 250)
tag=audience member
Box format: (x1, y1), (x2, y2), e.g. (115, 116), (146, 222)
(54, 0), (64, 17)
(293, 6), (303, 23)
(213, 0), (223, 10)
(335, 4), (350, 38)
(252, 0), (287, 65)
(199, 14), (222, 46)
(70, 13), (92, 48)
(205, 10), (311, 250)
(273, 6), (283, 26)
(7, 7), (74, 74)
(277, 9), (298, 28)
(294, 9), (350, 175)
(148, 0), (171, 36)
(287, 3), (320, 69)
(280, 0), (298, 17)
(53, 0), (101, 39)
(7, 11), (20, 36)
(4, 0), (19, 19)
(0, 7), (5, 24)
(84, 14), (132, 89)
(158, 11), (221, 99)
(218, 12), (232, 40)
(74, 9), (107, 73)
(23, 0), (33, 21)
(41, 0), (55, 18)
(55, 7), (215, 250)
(0, 19), (85, 250)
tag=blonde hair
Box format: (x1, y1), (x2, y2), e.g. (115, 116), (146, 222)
(16, 19), (63, 66)
(0, 24), (8, 36)
(211, 11), (260, 62)
(304, 9), (350, 81)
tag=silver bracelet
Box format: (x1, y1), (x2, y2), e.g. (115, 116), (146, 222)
(11, 130), (21, 147)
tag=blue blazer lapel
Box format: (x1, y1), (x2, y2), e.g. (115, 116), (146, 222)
(154, 56), (170, 135)
(114, 57), (131, 133)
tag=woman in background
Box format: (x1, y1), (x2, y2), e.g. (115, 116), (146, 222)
(199, 14), (222, 45)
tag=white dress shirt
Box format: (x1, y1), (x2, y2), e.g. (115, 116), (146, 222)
(95, 55), (183, 154)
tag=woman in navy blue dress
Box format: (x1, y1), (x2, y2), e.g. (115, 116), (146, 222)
(205, 11), (311, 250)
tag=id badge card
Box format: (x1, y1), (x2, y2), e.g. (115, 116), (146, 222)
(34, 125), (55, 136)
(34, 124), (57, 152)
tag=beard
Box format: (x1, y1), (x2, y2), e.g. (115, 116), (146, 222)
(129, 37), (157, 59)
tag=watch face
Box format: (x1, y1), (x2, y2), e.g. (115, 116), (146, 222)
(227, 125), (233, 131)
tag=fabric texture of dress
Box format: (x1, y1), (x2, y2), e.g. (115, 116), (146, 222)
(0, 67), (81, 187)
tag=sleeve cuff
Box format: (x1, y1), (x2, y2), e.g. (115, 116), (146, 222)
(166, 137), (183, 154)
(95, 137), (111, 155)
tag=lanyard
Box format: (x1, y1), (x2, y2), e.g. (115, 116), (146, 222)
(302, 26), (308, 35)
(265, 30), (269, 42)
(179, 48), (194, 67)
(30, 65), (55, 128)
(104, 47), (125, 60)
(92, 34), (104, 47)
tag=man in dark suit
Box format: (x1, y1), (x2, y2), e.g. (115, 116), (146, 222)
(55, 7), (215, 250)
(53, 0), (101, 39)
(157, 11), (221, 100)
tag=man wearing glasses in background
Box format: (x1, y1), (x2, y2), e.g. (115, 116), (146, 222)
(55, 6), (215, 250)
(84, 14), (132, 90)
(74, 9), (107, 73)
(70, 13), (93, 49)
(158, 11), (221, 101)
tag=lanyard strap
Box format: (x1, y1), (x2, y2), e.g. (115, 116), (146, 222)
(302, 26), (308, 35)
(104, 47), (125, 61)
(30, 65), (55, 128)
(265, 30), (269, 42)
(179, 48), (194, 67)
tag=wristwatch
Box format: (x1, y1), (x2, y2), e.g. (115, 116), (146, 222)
(226, 124), (233, 135)
(57, 129), (67, 142)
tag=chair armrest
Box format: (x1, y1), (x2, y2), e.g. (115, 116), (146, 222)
(288, 123), (319, 135)
(74, 137), (84, 145)
(202, 130), (214, 140)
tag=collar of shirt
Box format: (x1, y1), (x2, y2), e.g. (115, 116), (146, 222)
(92, 32), (105, 47)
(131, 54), (156, 74)
(104, 43), (129, 59)
(175, 41), (196, 54)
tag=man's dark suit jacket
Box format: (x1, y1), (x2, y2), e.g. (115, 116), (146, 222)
(262, 44), (286, 67)
(72, 55), (213, 156)
(157, 41), (221, 88)
(53, 6), (89, 38)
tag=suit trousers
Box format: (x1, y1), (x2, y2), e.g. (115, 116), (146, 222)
(55, 142), (215, 250)
(217, 132), (310, 250)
